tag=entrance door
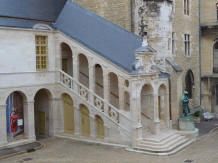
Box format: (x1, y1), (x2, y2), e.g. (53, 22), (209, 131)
(80, 106), (90, 137)
(37, 111), (46, 136)
(63, 95), (74, 134)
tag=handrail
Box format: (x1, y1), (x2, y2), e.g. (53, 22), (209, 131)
(58, 70), (132, 135)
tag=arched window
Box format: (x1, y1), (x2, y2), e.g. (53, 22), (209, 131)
(185, 70), (194, 99)
(213, 42), (218, 73)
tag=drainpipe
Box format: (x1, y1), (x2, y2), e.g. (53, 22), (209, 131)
(198, 0), (202, 105)
(169, 77), (172, 121)
(130, 0), (134, 33)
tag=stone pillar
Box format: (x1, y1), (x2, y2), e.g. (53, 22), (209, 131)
(55, 39), (62, 71)
(89, 63), (95, 105)
(0, 104), (7, 145)
(118, 76), (125, 110)
(90, 114), (96, 138)
(152, 89), (161, 135)
(24, 101), (36, 140)
(103, 68), (109, 112)
(74, 102), (80, 136)
(130, 81), (142, 148)
(73, 51), (79, 91)
(52, 98), (63, 135)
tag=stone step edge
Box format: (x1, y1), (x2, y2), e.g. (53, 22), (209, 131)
(126, 139), (194, 156)
(136, 138), (190, 153)
(138, 136), (187, 149)
(139, 134), (183, 146)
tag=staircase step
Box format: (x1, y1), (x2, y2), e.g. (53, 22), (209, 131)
(140, 133), (181, 146)
(136, 137), (190, 153)
(131, 139), (193, 156)
(138, 136), (189, 151)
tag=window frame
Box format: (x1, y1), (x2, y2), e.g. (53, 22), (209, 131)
(35, 35), (48, 71)
(184, 34), (191, 57)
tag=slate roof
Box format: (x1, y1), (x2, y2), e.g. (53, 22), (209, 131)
(54, 1), (142, 73)
(0, 0), (142, 73)
(0, 0), (66, 22)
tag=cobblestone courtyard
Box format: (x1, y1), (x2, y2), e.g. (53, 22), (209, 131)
(2, 129), (218, 163)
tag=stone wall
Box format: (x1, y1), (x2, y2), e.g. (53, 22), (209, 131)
(171, 0), (200, 123)
(73, 0), (132, 31)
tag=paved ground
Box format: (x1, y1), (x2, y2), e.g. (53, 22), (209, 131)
(2, 129), (218, 163)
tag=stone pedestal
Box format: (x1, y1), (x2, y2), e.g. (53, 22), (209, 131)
(178, 116), (199, 138)
(179, 116), (195, 131)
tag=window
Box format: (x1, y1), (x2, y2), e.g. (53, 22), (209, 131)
(35, 36), (48, 70)
(184, 34), (190, 56)
(184, 0), (189, 15)
(216, 3), (218, 20)
(185, 70), (194, 99)
(172, 32), (175, 55)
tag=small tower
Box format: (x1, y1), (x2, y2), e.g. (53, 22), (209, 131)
(135, 35), (157, 74)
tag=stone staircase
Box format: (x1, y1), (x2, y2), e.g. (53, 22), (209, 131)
(134, 130), (194, 156)
(58, 70), (132, 137)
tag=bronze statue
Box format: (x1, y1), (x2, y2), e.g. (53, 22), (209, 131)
(181, 91), (190, 116)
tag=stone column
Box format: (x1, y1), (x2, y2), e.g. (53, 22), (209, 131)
(103, 68), (109, 112)
(55, 39), (62, 71)
(130, 81), (142, 148)
(74, 102), (80, 136)
(152, 88), (161, 135)
(52, 98), (63, 135)
(73, 50), (79, 91)
(89, 63), (95, 105)
(24, 101), (36, 140)
(0, 104), (7, 145)
(118, 76), (125, 110)
(90, 114), (96, 138)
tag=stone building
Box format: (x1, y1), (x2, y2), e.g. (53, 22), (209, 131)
(0, 0), (196, 155)
(73, 0), (201, 128)
(200, 0), (218, 113)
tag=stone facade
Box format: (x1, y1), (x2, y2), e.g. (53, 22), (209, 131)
(171, 0), (200, 123)
(200, 0), (218, 113)
(0, 26), (177, 153)
(73, 0), (132, 31)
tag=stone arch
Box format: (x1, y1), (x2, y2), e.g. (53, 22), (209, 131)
(79, 104), (90, 137)
(79, 54), (89, 88)
(158, 84), (167, 121)
(108, 72), (119, 108)
(61, 42), (73, 76)
(140, 84), (154, 120)
(124, 91), (130, 111)
(61, 93), (74, 134)
(94, 64), (104, 98)
(185, 69), (194, 99)
(34, 88), (52, 138)
(5, 91), (27, 141)
(95, 115), (104, 139)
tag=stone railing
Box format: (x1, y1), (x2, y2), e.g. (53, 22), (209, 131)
(58, 70), (131, 134)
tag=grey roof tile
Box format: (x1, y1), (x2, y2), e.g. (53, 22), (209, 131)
(0, 0), (66, 22)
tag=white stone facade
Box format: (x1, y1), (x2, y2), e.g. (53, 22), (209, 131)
(0, 26), (181, 153)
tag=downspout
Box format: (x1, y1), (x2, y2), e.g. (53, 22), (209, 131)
(198, 0), (202, 105)
(169, 77), (172, 120)
(130, 0), (134, 33)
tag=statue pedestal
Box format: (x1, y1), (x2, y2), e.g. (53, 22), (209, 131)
(178, 116), (199, 138)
